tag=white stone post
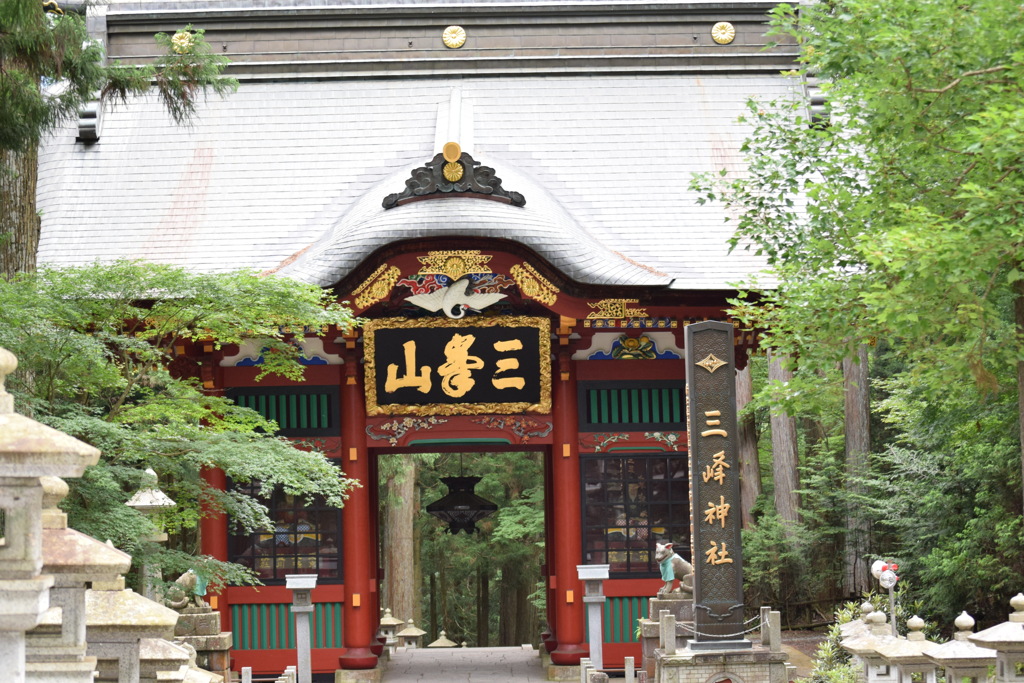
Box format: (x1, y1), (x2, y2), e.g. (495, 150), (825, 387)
(577, 565), (609, 671)
(286, 575), (317, 683)
(241, 666), (253, 683)
(624, 655), (635, 682)
(660, 612), (677, 656)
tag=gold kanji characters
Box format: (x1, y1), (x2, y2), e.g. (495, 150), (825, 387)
(385, 340), (432, 393)
(438, 333), (484, 398)
(702, 450), (730, 484)
(492, 339), (526, 390)
(701, 410), (728, 438)
(705, 540), (734, 565)
(704, 495), (731, 527)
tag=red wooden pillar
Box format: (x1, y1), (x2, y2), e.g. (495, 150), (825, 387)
(542, 450), (557, 653)
(200, 466), (231, 631)
(549, 349), (587, 665)
(338, 355), (378, 670)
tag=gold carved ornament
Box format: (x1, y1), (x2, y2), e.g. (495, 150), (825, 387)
(695, 353), (728, 373)
(417, 250), (493, 281)
(442, 25), (467, 49)
(509, 263), (558, 306)
(352, 264), (402, 309)
(711, 22), (736, 45)
(586, 298), (649, 319)
(442, 141), (464, 182)
(363, 315), (552, 416)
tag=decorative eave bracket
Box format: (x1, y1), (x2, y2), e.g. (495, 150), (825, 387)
(382, 143), (526, 209)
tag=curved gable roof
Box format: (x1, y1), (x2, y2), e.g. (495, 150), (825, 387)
(275, 158), (668, 287)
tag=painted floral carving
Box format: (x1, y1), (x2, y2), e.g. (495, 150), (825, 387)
(366, 417), (449, 446)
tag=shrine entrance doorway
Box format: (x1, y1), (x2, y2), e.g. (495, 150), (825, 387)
(376, 447), (546, 650)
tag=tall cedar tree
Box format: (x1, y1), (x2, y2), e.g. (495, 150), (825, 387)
(1, 0), (236, 276)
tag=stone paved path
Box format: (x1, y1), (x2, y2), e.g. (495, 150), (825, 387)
(383, 646), (547, 683)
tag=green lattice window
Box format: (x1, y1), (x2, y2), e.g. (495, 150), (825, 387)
(578, 381), (685, 431)
(227, 386), (339, 436)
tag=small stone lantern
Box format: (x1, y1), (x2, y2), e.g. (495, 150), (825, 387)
(926, 612), (996, 683)
(842, 610), (899, 683)
(125, 469), (176, 600)
(875, 615), (939, 683)
(840, 602), (876, 640)
(969, 593), (1024, 683)
(427, 630), (458, 648)
(379, 609), (405, 655)
(396, 620), (426, 649)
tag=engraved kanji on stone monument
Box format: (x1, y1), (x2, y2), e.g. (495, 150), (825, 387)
(685, 321), (747, 646)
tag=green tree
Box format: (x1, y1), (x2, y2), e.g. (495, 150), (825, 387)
(1, 0), (236, 276)
(0, 260), (359, 590)
(692, 0), (1024, 621)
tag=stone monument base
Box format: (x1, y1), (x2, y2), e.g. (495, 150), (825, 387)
(547, 664), (581, 681)
(643, 597), (694, 678)
(335, 666), (384, 683)
(655, 642), (789, 683)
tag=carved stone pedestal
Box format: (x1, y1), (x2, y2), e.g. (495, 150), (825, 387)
(655, 642), (789, 683)
(641, 598), (694, 679)
(546, 664), (580, 681)
(173, 607), (232, 681)
(334, 666), (384, 683)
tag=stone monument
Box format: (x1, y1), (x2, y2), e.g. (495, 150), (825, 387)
(642, 323), (791, 683)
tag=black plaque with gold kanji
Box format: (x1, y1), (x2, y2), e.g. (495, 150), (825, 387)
(364, 316), (551, 416)
(684, 321), (747, 646)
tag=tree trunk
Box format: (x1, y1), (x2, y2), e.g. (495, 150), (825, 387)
(736, 361), (762, 527)
(499, 565), (515, 646)
(477, 565), (490, 646)
(429, 571), (438, 641)
(843, 345), (872, 595)
(0, 146), (41, 278)
(1016, 278), (1024, 516)
(514, 578), (536, 646)
(382, 458), (417, 623)
(768, 349), (801, 524)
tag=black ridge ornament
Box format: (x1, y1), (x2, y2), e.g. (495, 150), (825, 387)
(426, 476), (498, 534)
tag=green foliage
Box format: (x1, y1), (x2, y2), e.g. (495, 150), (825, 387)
(1, 2), (236, 154)
(0, 261), (360, 589)
(801, 624), (858, 683)
(693, 0), (1024, 627)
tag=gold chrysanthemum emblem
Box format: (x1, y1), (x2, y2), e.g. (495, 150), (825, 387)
(443, 162), (464, 182)
(711, 22), (736, 45)
(443, 25), (467, 49)
(171, 30), (195, 54)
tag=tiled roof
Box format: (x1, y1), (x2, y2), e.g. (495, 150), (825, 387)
(37, 74), (794, 289)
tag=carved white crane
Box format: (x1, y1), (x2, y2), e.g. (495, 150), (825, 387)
(405, 276), (506, 319)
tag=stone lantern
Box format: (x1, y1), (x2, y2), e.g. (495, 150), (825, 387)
(427, 631), (458, 648)
(925, 612), (996, 683)
(842, 610), (898, 683)
(875, 616), (939, 683)
(379, 609), (405, 655)
(25, 476), (132, 683)
(396, 620), (426, 649)
(840, 602), (876, 640)
(125, 469), (176, 600)
(969, 593), (1024, 683)
(0, 347), (101, 683)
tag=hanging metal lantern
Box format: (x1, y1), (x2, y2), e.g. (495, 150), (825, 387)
(426, 476), (498, 534)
